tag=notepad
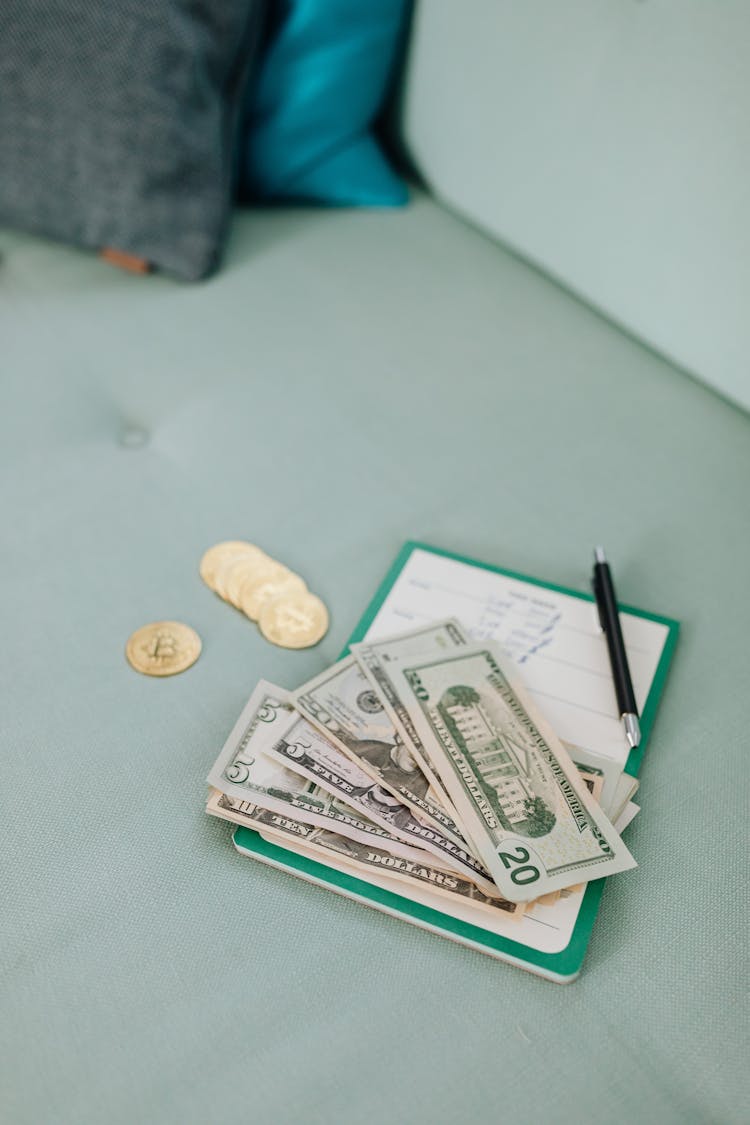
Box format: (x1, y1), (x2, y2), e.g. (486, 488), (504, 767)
(233, 541), (678, 981)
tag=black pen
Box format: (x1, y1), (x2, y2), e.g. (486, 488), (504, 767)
(592, 547), (641, 748)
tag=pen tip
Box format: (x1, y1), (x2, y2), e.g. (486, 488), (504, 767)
(594, 546), (607, 564)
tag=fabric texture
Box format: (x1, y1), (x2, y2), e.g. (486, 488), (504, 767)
(0, 195), (747, 1124)
(240, 0), (409, 206)
(399, 0), (750, 412)
(0, 1), (264, 280)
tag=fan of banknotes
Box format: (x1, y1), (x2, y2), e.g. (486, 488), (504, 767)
(206, 620), (640, 917)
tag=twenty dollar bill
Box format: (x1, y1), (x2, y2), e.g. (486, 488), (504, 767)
(396, 644), (636, 902)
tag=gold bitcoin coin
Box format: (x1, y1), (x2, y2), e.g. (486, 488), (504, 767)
(199, 541), (264, 591)
(125, 621), (202, 677)
(217, 555), (280, 607)
(259, 592), (329, 649)
(212, 550), (270, 601)
(239, 571), (308, 621)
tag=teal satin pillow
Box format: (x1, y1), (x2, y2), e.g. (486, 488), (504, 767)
(240, 0), (409, 207)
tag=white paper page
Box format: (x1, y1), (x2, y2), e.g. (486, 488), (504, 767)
(362, 548), (669, 955)
(365, 548), (669, 772)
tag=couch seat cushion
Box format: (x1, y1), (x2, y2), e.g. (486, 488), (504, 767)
(0, 194), (747, 1123)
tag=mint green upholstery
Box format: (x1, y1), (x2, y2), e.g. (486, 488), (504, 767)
(1, 196), (747, 1123)
(400, 0), (750, 411)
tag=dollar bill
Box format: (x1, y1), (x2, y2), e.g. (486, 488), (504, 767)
(609, 774), (640, 826)
(526, 766), (603, 904)
(395, 644), (637, 901)
(559, 885), (585, 899)
(206, 681), (452, 865)
(294, 656), (466, 848)
(207, 680), (297, 794)
(563, 740), (626, 819)
(351, 619), (467, 786)
(614, 801), (640, 834)
(542, 764), (603, 904)
(207, 789), (523, 920)
(575, 763), (605, 804)
(262, 712), (502, 898)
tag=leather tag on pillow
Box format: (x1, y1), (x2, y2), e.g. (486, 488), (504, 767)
(101, 248), (151, 274)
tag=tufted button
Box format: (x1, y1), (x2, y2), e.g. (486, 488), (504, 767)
(119, 425), (149, 449)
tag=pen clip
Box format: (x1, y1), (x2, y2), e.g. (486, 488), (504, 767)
(592, 570), (607, 633)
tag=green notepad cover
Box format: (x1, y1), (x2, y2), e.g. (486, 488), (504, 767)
(233, 541), (679, 981)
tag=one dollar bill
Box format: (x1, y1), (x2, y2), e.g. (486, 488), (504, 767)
(396, 644), (636, 902)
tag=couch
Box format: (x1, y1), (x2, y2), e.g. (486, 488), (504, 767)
(1, 5), (747, 1123)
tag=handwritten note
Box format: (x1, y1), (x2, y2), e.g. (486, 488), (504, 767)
(366, 548), (669, 772)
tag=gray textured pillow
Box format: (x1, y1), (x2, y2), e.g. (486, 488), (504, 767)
(0, 1), (264, 280)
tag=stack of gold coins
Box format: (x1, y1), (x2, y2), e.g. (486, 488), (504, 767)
(199, 541), (329, 649)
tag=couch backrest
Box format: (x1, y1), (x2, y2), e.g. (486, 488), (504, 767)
(399, 0), (750, 412)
